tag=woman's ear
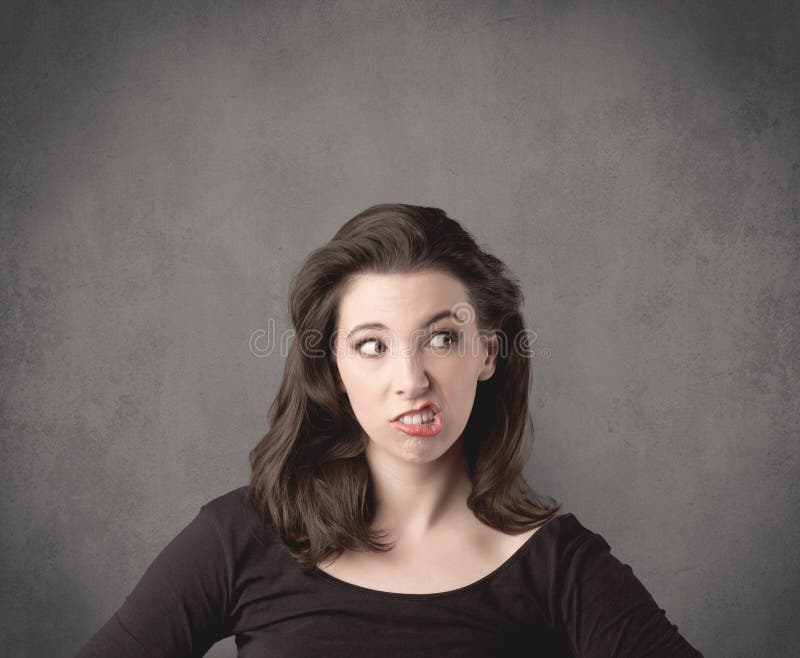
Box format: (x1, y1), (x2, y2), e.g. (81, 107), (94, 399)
(477, 332), (499, 381)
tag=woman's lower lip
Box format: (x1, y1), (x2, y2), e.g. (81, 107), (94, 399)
(390, 412), (444, 437)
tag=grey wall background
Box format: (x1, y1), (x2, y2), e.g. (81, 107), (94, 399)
(2, 1), (797, 656)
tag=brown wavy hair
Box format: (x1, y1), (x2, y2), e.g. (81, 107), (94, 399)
(248, 203), (561, 572)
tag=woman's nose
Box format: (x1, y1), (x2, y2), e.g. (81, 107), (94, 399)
(393, 348), (429, 396)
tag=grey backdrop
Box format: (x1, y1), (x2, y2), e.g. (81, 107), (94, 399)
(2, 1), (798, 657)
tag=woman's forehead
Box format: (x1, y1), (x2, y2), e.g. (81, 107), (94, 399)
(337, 272), (472, 329)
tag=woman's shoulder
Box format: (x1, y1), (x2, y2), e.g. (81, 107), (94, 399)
(517, 511), (611, 569)
(200, 483), (250, 514)
(533, 510), (598, 538)
(529, 510), (585, 541)
(198, 484), (282, 548)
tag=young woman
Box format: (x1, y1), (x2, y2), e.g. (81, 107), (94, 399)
(76, 204), (703, 657)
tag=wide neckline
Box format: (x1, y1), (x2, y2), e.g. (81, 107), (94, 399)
(311, 512), (574, 601)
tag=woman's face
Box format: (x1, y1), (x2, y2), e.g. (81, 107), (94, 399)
(333, 270), (497, 465)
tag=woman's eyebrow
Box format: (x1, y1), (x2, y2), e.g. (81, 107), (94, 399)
(346, 309), (455, 339)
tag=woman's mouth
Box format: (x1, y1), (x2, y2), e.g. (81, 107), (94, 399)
(390, 409), (444, 437)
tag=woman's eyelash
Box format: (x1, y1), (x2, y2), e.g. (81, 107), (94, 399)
(354, 330), (459, 355)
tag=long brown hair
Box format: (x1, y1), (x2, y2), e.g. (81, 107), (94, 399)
(248, 204), (561, 572)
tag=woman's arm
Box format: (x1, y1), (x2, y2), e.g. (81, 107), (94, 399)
(553, 527), (703, 658)
(74, 506), (232, 658)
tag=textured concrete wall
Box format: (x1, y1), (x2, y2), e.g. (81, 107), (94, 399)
(2, 1), (797, 656)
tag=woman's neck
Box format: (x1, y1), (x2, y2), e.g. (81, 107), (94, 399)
(365, 437), (474, 544)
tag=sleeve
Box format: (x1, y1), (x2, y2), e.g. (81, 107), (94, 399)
(553, 529), (704, 658)
(74, 506), (232, 658)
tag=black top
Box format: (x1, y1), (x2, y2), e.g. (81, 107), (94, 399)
(75, 486), (703, 657)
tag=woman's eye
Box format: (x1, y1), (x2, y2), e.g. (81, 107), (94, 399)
(356, 338), (384, 357)
(429, 331), (457, 350)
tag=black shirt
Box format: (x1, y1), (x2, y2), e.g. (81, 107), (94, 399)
(75, 485), (703, 657)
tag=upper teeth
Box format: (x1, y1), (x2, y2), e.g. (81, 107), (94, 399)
(398, 409), (435, 424)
